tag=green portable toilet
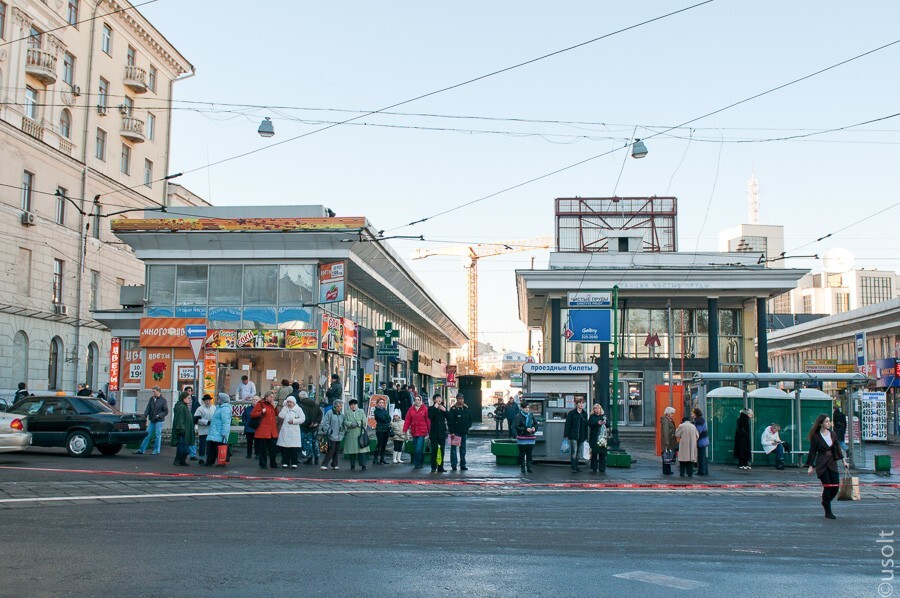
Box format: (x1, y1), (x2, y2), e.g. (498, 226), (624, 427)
(749, 386), (793, 466)
(704, 386), (745, 464)
(791, 388), (835, 462)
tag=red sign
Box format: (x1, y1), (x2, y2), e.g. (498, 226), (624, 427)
(140, 317), (206, 348)
(108, 338), (121, 392)
(342, 318), (357, 357)
(445, 365), (457, 388)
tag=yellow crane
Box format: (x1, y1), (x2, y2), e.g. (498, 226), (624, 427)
(412, 236), (552, 374)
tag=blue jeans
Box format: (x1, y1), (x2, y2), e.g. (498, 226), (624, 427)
(569, 439), (583, 470)
(189, 443), (197, 458)
(450, 434), (467, 468)
(771, 443), (785, 466)
(139, 421), (163, 454)
(412, 436), (426, 467)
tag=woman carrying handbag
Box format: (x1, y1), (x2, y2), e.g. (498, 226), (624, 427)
(805, 413), (849, 519)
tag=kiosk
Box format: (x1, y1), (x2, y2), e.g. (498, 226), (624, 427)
(523, 362), (597, 461)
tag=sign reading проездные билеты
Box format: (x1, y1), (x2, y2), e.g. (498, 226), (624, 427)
(522, 363), (599, 374)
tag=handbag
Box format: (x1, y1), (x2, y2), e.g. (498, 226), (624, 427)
(318, 437), (329, 454)
(662, 448), (676, 464)
(560, 438), (571, 454)
(837, 474), (860, 501)
(449, 434), (462, 447)
(216, 443), (228, 466)
(358, 427), (371, 449)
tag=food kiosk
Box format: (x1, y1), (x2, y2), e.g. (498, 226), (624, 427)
(523, 362), (597, 461)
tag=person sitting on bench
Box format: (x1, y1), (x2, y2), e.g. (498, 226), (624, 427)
(761, 423), (789, 470)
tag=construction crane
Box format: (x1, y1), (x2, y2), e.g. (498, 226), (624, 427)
(412, 236), (552, 374)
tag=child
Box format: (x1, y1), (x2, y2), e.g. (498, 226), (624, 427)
(391, 412), (407, 463)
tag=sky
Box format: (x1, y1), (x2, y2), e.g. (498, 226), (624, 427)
(137, 1), (900, 352)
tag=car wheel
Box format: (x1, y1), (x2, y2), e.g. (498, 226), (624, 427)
(98, 444), (123, 456)
(66, 431), (95, 457)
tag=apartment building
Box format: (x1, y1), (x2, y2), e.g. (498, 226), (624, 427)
(0, 0), (197, 393)
(770, 269), (900, 316)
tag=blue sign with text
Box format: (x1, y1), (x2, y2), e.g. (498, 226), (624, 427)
(566, 309), (612, 343)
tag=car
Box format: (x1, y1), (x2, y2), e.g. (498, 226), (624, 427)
(9, 394), (147, 457)
(0, 411), (31, 453)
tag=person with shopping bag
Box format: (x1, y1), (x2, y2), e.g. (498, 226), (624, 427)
(250, 392), (279, 469)
(805, 413), (849, 519)
(564, 398), (589, 473)
(205, 393), (233, 467)
(342, 398), (369, 471)
(170, 391), (195, 467)
(587, 403), (608, 473)
(660, 406), (677, 475)
(276, 397), (305, 469)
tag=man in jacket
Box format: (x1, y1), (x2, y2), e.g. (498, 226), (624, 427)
(504, 397), (520, 438)
(184, 385), (199, 461)
(325, 374), (342, 407)
(13, 382), (29, 403)
(564, 398), (588, 473)
(447, 394), (473, 471)
(397, 384), (413, 419)
(135, 386), (168, 455)
(298, 390), (323, 465)
(761, 423), (786, 470)
(194, 394), (216, 462)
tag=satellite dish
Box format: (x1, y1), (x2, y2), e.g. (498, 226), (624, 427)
(822, 248), (854, 274)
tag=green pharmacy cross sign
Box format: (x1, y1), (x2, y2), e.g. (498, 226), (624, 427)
(377, 322), (399, 347)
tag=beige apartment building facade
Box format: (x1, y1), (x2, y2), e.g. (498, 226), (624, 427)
(0, 0), (197, 395)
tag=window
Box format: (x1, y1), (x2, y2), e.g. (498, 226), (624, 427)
(126, 45), (135, 66)
(92, 208), (100, 239)
(62, 51), (75, 85)
(146, 112), (155, 140)
(67, 0), (78, 26)
(175, 265), (208, 305)
(95, 128), (106, 160)
(208, 265), (243, 305)
(98, 77), (108, 108)
(148, 64), (157, 92)
(122, 95), (133, 116)
(59, 109), (71, 138)
(56, 186), (67, 225)
(52, 259), (64, 303)
(101, 23), (111, 54)
(17, 248), (32, 295)
(120, 144), (131, 175)
(89, 270), (100, 310)
(86, 342), (99, 389)
(48, 337), (63, 390)
(834, 292), (849, 314)
(12, 331), (28, 387)
(24, 86), (38, 119)
(21, 171), (34, 211)
(148, 265), (175, 305)
(802, 295), (812, 314)
(28, 26), (41, 49)
(143, 159), (153, 187)
(860, 276), (892, 307)
(0, 2), (7, 41)
(243, 265), (278, 305)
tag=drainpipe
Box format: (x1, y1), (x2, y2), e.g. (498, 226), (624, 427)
(71, 1), (102, 389)
(163, 66), (196, 206)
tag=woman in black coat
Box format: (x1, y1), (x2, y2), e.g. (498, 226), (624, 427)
(428, 395), (448, 473)
(805, 413), (848, 519)
(733, 408), (753, 470)
(587, 404), (608, 473)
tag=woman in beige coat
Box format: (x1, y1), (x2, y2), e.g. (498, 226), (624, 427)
(676, 416), (699, 478)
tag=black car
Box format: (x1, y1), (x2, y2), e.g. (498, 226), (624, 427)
(10, 394), (147, 457)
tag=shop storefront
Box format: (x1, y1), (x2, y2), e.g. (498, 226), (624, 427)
(103, 207), (468, 419)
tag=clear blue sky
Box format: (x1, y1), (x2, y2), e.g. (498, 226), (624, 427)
(140, 1), (900, 351)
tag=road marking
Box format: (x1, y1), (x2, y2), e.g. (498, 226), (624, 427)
(614, 571), (707, 590)
(0, 489), (462, 504)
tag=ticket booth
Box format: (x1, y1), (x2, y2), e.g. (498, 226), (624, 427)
(523, 362), (597, 461)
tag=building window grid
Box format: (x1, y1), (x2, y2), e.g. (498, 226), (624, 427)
(0, 2), (6, 40)
(52, 259), (64, 303)
(126, 45), (135, 66)
(101, 24), (111, 54)
(98, 77), (108, 108)
(24, 86), (38, 119)
(120, 144), (131, 174)
(56, 186), (66, 225)
(859, 276), (891, 307)
(59, 109), (71, 138)
(148, 64), (157, 92)
(89, 270), (99, 310)
(67, 0), (78, 26)
(143, 159), (153, 187)
(28, 25), (41, 48)
(146, 112), (155, 140)
(95, 128), (106, 161)
(21, 171), (34, 211)
(62, 51), (75, 85)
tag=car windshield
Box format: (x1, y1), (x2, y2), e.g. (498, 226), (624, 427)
(69, 397), (117, 414)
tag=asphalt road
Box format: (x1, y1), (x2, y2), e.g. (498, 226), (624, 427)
(1, 482), (896, 597)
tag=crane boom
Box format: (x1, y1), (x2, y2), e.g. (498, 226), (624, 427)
(412, 236), (551, 374)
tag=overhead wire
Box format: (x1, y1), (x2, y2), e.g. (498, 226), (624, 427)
(386, 35), (900, 231)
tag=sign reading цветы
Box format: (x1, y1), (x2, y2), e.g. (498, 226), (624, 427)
(523, 363), (599, 374)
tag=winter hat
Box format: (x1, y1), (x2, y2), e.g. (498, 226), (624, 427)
(285, 397), (296, 405)
(217, 392), (231, 404)
(298, 390), (309, 399)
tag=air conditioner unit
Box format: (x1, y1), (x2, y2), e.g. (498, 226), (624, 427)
(54, 304), (69, 316)
(71, 85), (81, 97)
(97, 104), (108, 116)
(20, 211), (36, 226)
(117, 104), (129, 115)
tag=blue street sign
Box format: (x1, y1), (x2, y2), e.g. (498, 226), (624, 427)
(856, 332), (866, 369)
(566, 309), (612, 343)
(186, 324), (207, 339)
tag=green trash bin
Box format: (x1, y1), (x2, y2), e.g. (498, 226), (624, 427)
(875, 454), (891, 473)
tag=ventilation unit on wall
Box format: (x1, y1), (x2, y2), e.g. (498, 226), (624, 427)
(20, 211), (36, 226)
(54, 304), (69, 316)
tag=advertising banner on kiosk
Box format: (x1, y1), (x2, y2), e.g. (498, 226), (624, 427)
(565, 310), (612, 343)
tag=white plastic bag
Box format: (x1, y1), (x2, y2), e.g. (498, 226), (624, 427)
(582, 442), (590, 460)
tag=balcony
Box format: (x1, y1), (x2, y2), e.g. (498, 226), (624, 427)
(21, 116), (44, 141)
(58, 137), (74, 155)
(25, 48), (58, 85)
(123, 65), (148, 93)
(120, 115), (146, 143)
